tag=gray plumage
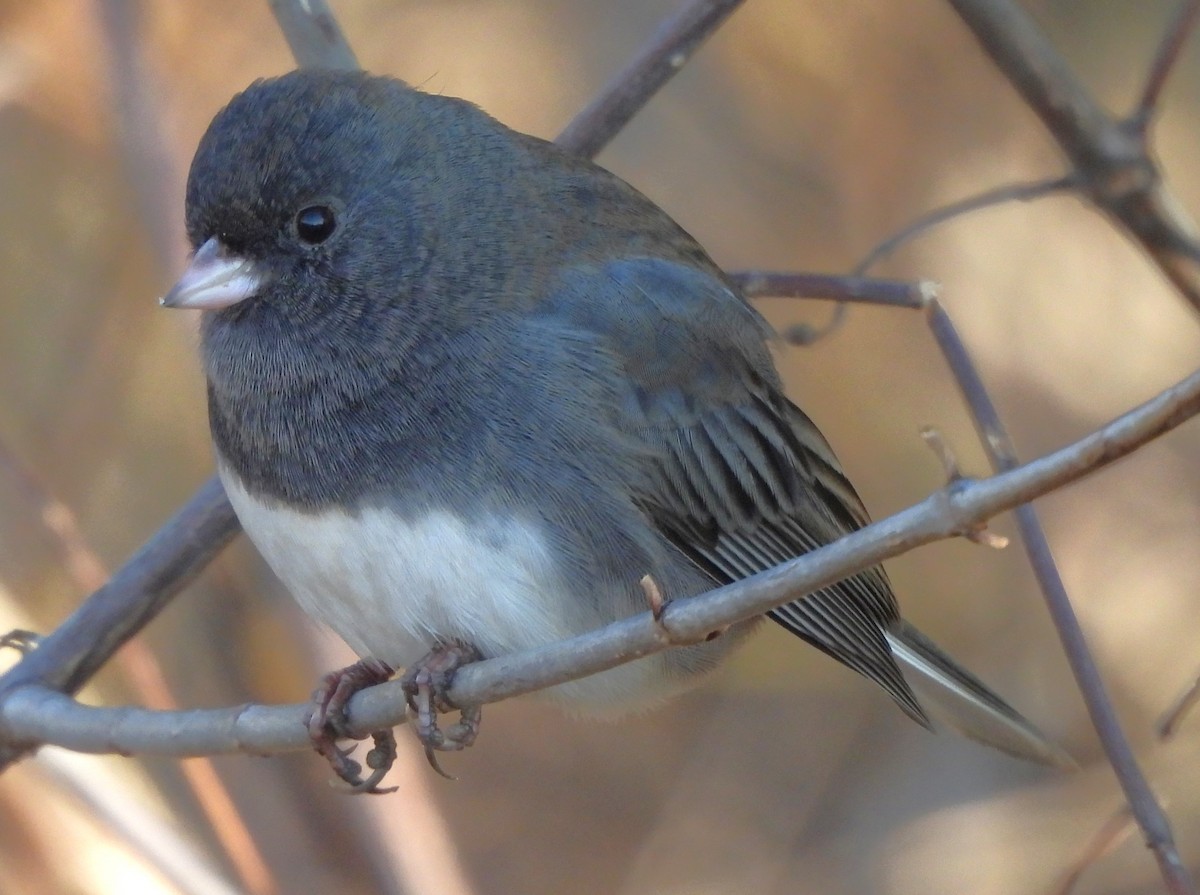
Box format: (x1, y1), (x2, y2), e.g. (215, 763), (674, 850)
(166, 69), (1070, 766)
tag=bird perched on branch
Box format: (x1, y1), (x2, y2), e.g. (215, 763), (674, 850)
(162, 69), (1071, 790)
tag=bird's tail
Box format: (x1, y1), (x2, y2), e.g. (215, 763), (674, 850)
(885, 620), (1076, 769)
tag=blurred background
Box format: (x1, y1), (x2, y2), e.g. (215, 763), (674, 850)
(1, 1), (1199, 893)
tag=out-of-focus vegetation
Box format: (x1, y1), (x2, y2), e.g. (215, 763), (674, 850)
(1, 2), (1198, 893)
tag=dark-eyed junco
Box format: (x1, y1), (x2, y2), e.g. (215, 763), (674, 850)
(162, 69), (1070, 788)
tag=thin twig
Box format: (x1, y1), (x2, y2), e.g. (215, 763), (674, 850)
(267, 0), (358, 70)
(0, 441), (275, 894)
(772, 177), (1072, 349)
(555, 0), (747, 158)
(0, 476), (239, 767)
(1158, 669), (1200, 739)
(730, 271), (930, 308)
(930, 8), (1200, 884)
(923, 299), (1196, 895)
(946, 0), (1200, 311)
(1131, 0), (1200, 132)
(946, 0), (1130, 171)
(853, 176), (1076, 275)
(3, 361), (1199, 756)
(1049, 804), (1138, 895)
(0, 15), (1195, 892)
(94, 0), (186, 275)
(730, 274), (931, 348)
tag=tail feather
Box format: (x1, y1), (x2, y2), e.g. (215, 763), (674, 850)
(886, 620), (1076, 769)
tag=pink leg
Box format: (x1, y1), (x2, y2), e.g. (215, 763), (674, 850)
(306, 657), (397, 794)
(400, 641), (483, 779)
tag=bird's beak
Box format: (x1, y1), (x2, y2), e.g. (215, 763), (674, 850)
(160, 237), (266, 310)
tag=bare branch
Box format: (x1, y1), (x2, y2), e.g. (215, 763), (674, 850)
(1050, 804), (1138, 895)
(3, 361), (1199, 756)
(946, 0), (1200, 312)
(730, 271), (931, 309)
(555, 0), (746, 159)
(267, 0), (358, 70)
(1158, 668), (1200, 739)
(1131, 0), (1200, 131)
(947, 0), (1130, 170)
(0, 476), (239, 766)
(3, 7), (1197, 891)
(0, 439), (274, 894)
(94, 0), (186, 274)
(854, 176), (1075, 275)
(924, 299), (1195, 895)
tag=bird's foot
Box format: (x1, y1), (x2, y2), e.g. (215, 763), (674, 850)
(306, 657), (399, 795)
(401, 641), (482, 779)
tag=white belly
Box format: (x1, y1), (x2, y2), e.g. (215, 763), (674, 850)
(220, 467), (571, 668)
(219, 466), (721, 712)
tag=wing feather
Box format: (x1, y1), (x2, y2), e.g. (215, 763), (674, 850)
(535, 256), (1069, 763)
(553, 259), (932, 723)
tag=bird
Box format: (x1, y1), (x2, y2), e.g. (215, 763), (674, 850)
(161, 68), (1071, 789)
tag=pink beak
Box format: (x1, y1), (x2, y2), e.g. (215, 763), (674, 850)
(160, 237), (265, 310)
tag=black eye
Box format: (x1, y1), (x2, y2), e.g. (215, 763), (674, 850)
(295, 205), (337, 244)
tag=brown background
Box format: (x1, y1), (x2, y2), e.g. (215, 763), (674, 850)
(1, 1), (1199, 893)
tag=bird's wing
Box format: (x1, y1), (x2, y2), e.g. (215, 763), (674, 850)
(537, 257), (1077, 767)
(540, 257), (927, 724)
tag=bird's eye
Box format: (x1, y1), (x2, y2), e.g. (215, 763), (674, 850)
(295, 205), (337, 244)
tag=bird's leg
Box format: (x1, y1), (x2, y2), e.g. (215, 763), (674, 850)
(306, 657), (399, 794)
(400, 640), (483, 779)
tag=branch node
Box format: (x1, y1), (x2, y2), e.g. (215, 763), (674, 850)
(917, 279), (941, 308)
(920, 426), (963, 481)
(0, 630), (41, 656)
(923, 428), (1007, 548)
(966, 527), (1010, 550)
(640, 574), (674, 644)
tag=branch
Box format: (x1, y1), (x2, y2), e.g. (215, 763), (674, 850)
(853, 176), (1076, 275)
(3, 361), (1199, 755)
(1159, 668), (1200, 739)
(0, 440), (272, 895)
(730, 271), (931, 308)
(0, 0), (758, 773)
(0, 477), (238, 764)
(946, 0), (1200, 311)
(94, 0), (187, 275)
(1131, 0), (1200, 131)
(267, 0), (358, 70)
(554, 0), (746, 158)
(924, 299), (1195, 895)
(1051, 804), (1139, 895)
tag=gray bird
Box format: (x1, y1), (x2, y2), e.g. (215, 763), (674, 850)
(162, 69), (1071, 786)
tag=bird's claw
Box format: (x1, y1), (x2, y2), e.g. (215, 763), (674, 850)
(306, 657), (398, 794)
(401, 641), (483, 779)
